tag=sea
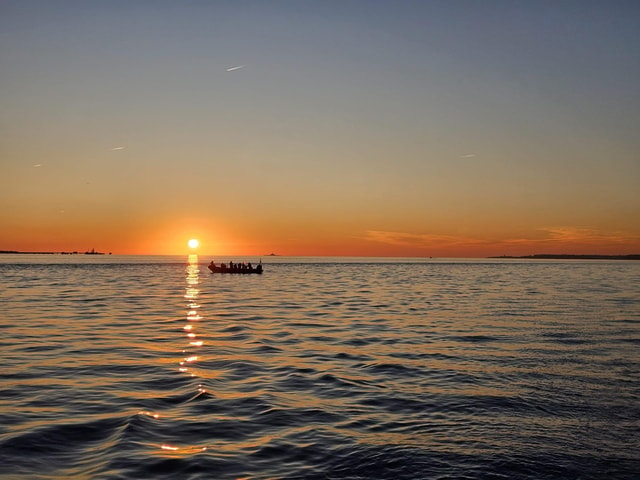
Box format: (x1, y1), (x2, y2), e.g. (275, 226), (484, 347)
(0, 254), (638, 480)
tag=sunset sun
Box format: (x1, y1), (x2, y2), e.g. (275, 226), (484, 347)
(188, 238), (199, 249)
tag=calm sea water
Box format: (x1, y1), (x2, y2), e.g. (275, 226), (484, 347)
(1, 255), (639, 480)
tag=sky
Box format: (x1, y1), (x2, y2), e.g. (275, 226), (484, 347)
(1, 0), (639, 256)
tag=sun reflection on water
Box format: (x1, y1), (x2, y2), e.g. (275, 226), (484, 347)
(181, 254), (203, 376)
(156, 254), (210, 457)
(159, 444), (208, 454)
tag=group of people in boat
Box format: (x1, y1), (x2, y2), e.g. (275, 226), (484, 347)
(208, 260), (263, 273)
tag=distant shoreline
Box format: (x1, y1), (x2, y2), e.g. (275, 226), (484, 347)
(0, 250), (109, 255)
(1, 251), (58, 254)
(2, 251), (639, 260)
(489, 254), (640, 260)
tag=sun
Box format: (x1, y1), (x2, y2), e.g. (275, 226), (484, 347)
(188, 238), (199, 249)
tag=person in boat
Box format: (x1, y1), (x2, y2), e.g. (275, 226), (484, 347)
(208, 259), (261, 273)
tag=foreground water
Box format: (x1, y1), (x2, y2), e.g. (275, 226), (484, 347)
(1, 255), (639, 479)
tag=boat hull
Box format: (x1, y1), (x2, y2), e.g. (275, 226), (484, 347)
(208, 265), (262, 274)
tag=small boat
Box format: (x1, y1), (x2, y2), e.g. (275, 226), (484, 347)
(208, 262), (263, 274)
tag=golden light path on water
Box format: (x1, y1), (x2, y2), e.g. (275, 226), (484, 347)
(158, 254), (208, 455)
(182, 254), (203, 374)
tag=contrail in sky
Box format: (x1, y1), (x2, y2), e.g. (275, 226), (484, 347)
(33, 164), (42, 167)
(226, 65), (246, 71)
(460, 154), (476, 158)
(111, 146), (125, 150)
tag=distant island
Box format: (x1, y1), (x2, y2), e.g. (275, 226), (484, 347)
(84, 248), (105, 255)
(1, 249), (110, 255)
(490, 254), (640, 260)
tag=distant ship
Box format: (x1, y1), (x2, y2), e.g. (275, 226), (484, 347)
(84, 248), (105, 255)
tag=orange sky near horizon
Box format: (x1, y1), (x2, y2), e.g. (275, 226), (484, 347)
(2, 2), (639, 257)
(2, 210), (638, 257)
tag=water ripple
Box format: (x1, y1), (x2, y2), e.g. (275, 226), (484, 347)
(0, 259), (639, 479)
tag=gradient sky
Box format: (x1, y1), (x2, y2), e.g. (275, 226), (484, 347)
(2, 0), (639, 256)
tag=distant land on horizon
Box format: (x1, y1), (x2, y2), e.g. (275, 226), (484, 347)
(490, 254), (640, 260)
(1, 250), (109, 255)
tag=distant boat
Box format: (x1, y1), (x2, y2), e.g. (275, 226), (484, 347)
(84, 248), (105, 255)
(208, 262), (263, 274)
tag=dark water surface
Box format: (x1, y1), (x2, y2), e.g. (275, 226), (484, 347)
(1, 255), (639, 479)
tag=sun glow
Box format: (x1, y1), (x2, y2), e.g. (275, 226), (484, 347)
(188, 238), (199, 249)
